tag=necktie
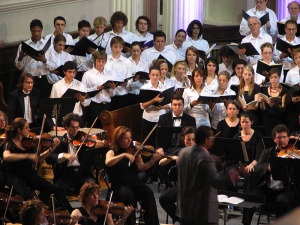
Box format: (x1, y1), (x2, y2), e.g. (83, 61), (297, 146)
(173, 117), (182, 120)
(23, 93), (29, 97)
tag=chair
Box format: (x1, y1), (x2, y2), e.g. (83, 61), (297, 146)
(165, 165), (178, 224)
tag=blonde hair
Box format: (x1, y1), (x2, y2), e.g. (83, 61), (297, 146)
(239, 64), (255, 96)
(93, 17), (107, 27)
(171, 60), (187, 79)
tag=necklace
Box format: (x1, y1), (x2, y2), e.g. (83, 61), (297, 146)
(270, 86), (281, 93)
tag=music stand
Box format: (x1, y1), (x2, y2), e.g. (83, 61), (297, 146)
(79, 146), (110, 185)
(222, 138), (247, 163)
(38, 98), (77, 127)
(269, 157), (300, 210)
(156, 126), (183, 154)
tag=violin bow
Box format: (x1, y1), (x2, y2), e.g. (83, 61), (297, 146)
(35, 114), (46, 169)
(129, 124), (158, 167)
(103, 191), (113, 225)
(3, 185), (14, 225)
(75, 116), (98, 158)
(292, 133), (300, 149)
(51, 194), (57, 225)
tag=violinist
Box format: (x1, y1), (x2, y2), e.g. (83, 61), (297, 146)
(242, 124), (300, 225)
(0, 111), (8, 192)
(71, 182), (133, 225)
(105, 126), (164, 225)
(20, 199), (46, 225)
(46, 113), (106, 194)
(2, 117), (73, 213)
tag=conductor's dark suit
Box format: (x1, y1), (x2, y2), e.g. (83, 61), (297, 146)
(157, 112), (196, 128)
(8, 88), (41, 125)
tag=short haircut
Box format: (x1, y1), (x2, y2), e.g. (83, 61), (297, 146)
(187, 20), (203, 38)
(18, 73), (34, 89)
(171, 93), (184, 105)
(135, 16), (151, 31)
(260, 42), (273, 52)
(110, 36), (125, 47)
(272, 124), (289, 138)
(175, 29), (186, 36)
(131, 41), (142, 49)
(63, 61), (77, 72)
(285, 19), (298, 28)
(153, 30), (166, 41)
(110, 11), (128, 27)
(287, 1), (300, 9)
(218, 70), (231, 80)
(54, 34), (66, 44)
(92, 50), (107, 63)
(248, 16), (261, 26)
(62, 113), (81, 128)
(292, 47), (300, 58)
(54, 16), (66, 25)
(195, 126), (212, 145)
(218, 45), (235, 58)
(93, 16), (107, 27)
(78, 20), (91, 30)
(20, 199), (44, 225)
(149, 65), (160, 74)
(30, 19), (43, 30)
(232, 59), (247, 70)
(240, 111), (253, 122)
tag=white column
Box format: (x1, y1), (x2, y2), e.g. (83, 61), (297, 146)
(163, 0), (203, 43)
(111, 0), (144, 32)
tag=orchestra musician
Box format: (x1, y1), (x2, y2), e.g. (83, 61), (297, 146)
(71, 182), (134, 225)
(105, 126), (164, 225)
(46, 113), (106, 194)
(3, 117), (73, 212)
(242, 124), (300, 225)
(20, 199), (47, 225)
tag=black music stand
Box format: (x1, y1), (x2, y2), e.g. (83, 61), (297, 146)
(221, 138), (248, 166)
(156, 126), (183, 154)
(38, 98), (77, 127)
(269, 157), (300, 210)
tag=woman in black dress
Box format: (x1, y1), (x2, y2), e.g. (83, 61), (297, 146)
(259, 68), (287, 136)
(105, 126), (164, 225)
(71, 182), (133, 225)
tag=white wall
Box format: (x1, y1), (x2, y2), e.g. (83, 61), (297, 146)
(0, 0), (113, 44)
(203, 0), (254, 26)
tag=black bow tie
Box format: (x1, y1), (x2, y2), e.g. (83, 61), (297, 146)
(23, 93), (29, 97)
(173, 117), (182, 120)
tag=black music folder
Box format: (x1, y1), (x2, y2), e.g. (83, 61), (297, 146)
(54, 65), (65, 78)
(61, 88), (100, 98)
(139, 86), (175, 106)
(101, 80), (123, 89)
(197, 95), (237, 104)
(21, 37), (51, 59)
(65, 37), (100, 56)
(242, 10), (269, 26)
(158, 54), (173, 71)
(256, 60), (283, 75)
(277, 22), (300, 36)
(134, 71), (149, 80)
(156, 126), (183, 150)
(144, 40), (154, 48)
(238, 43), (260, 56)
(276, 38), (300, 57)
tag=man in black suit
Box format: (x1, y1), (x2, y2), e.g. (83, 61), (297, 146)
(8, 73), (41, 128)
(157, 94), (196, 128)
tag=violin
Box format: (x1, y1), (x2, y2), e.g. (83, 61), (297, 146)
(278, 143), (300, 159)
(93, 200), (142, 216)
(21, 132), (54, 150)
(0, 193), (24, 210)
(73, 130), (102, 148)
(126, 141), (156, 157)
(45, 209), (71, 225)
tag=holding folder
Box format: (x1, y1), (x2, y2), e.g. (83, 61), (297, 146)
(238, 43), (260, 56)
(65, 37), (104, 56)
(256, 60), (283, 75)
(21, 38), (51, 60)
(242, 10), (269, 27)
(139, 86), (175, 106)
(61, 88), (100, 98)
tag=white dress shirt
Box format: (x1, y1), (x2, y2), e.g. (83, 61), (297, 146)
(44, 46), (75, 84)
(23, 92), (33, 124)
(81, 67), (115, 104)
(140, 81), (168, 122)
(128, 57), (149, 95)
(165, 42), (186, 60)
(50, 78), (89, 115)
(205, 75), (219, 92)
(105, 54), (133, 96)
(239, 7), (278, 39)
(132, 31), (153, 43)
(183, 37), (209, 53)
(240, 32), (273, 65)
(219, 63), (233, 75)
(15, 38), (49, 76)
(141, 46), (177, 66)
(89, 32), (106, 46)
(253, 60), (284, 84)
(182, 86), (211, 127)
(45, 32), (74, 45)
(73, 37), (93, 72)
(285, 65), (300, 85)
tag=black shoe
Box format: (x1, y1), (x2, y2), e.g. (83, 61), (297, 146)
(146, 177), (153, 184)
